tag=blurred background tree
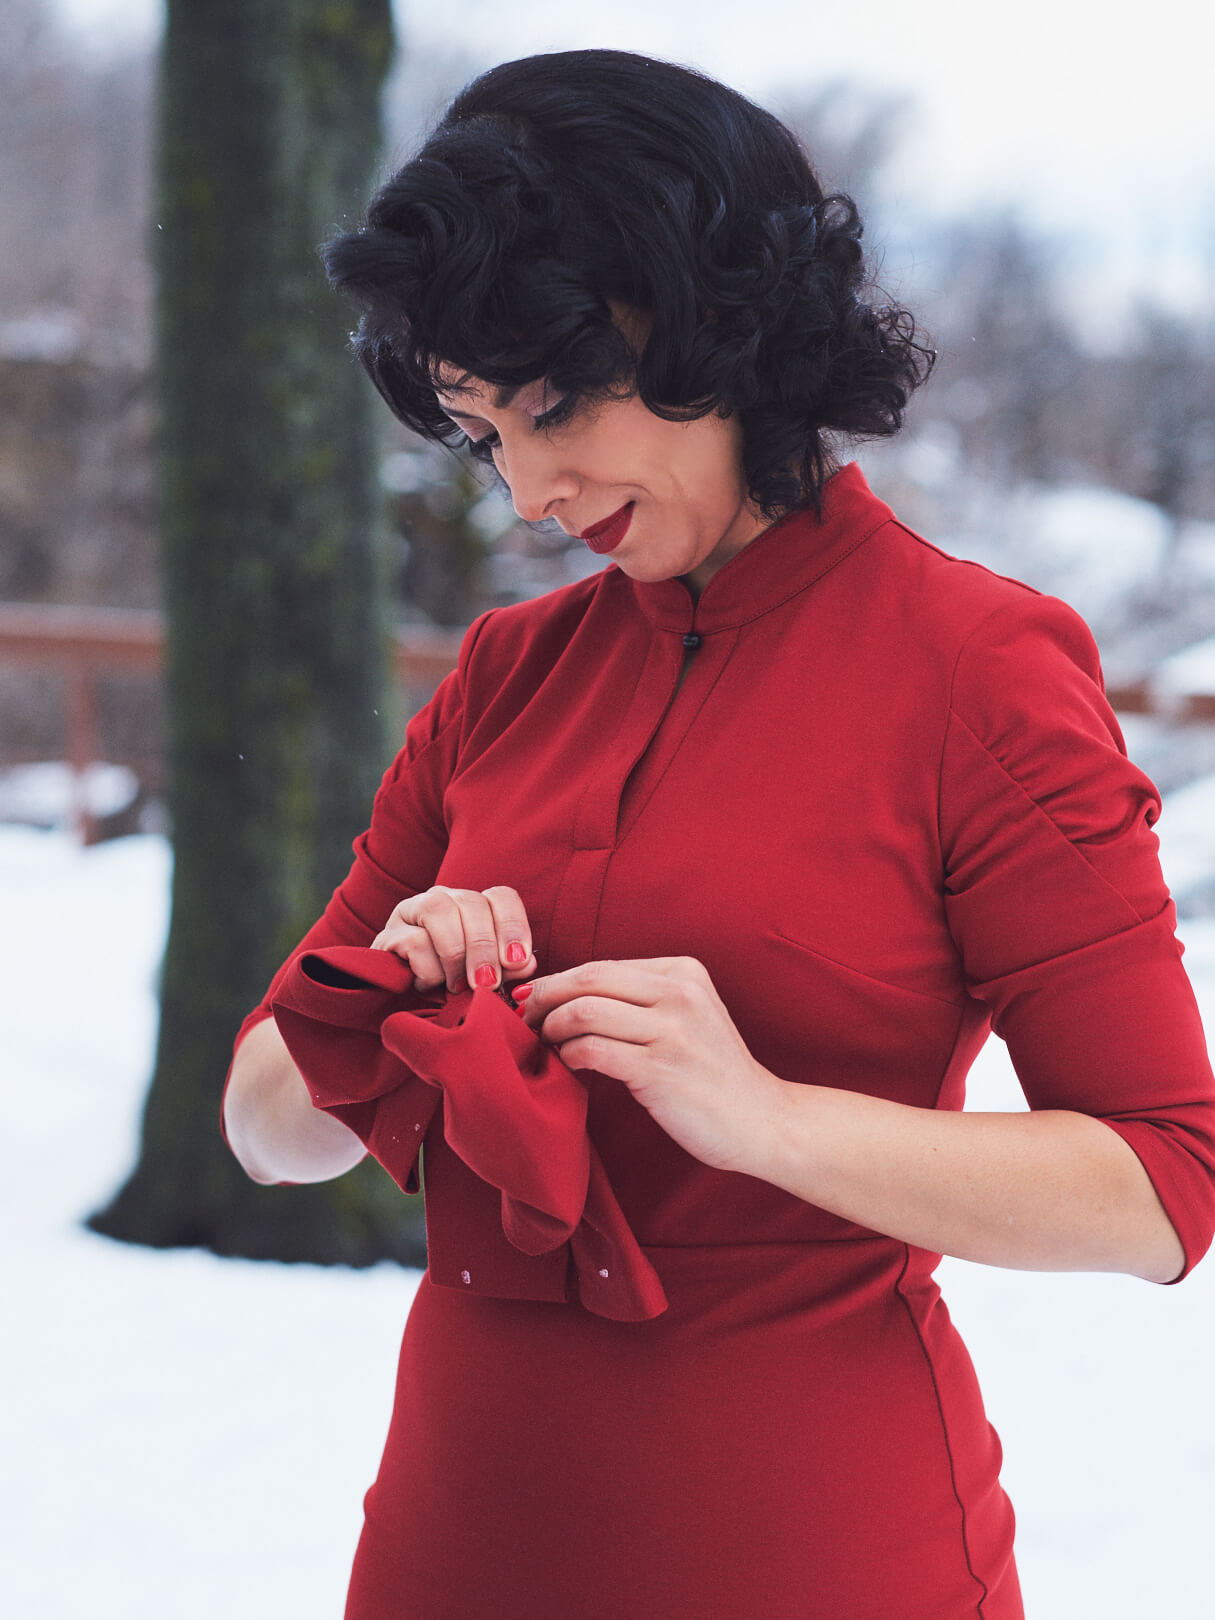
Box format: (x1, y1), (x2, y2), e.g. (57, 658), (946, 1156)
(86, 0), (427, 1263)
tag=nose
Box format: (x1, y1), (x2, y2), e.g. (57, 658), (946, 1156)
(500, 436), (579, 525)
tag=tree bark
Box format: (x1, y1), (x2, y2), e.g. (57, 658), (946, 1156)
(90, 0), (425, 1264)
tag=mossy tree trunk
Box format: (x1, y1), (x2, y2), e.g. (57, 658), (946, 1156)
(90, 0), (425, 1264)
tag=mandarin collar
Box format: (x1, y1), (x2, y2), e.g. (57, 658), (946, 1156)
(627, 462), (894, 634)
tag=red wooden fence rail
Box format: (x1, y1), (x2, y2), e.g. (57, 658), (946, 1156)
(3, 603), (1214, 841)
(0, 603), (463, 842)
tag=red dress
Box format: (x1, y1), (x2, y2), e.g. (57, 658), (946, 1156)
(233, 464), (1215, 1619)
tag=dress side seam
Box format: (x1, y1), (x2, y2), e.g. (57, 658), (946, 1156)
(893, 1245), (992, 1618)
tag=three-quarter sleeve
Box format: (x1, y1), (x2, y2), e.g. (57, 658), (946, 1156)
(224, 613), (491, 1124)
(938, 593), (1215, 1279)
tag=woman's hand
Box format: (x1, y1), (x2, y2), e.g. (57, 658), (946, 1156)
(520, 956), (786, 1174)
(519, 957), (1185, 1281)
(372, 886), (537, 992)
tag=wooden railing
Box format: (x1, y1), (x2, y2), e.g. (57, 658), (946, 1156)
(1104, 675), (1215, 723)
(0, 603), (462, 841)
(3, 602), (1214, 841)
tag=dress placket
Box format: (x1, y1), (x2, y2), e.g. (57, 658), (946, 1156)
(546, 613), (737, 971)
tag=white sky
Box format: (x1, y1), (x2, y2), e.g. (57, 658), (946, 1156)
(56, 0), (1215, 320)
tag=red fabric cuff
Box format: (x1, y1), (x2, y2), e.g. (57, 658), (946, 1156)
(270, 946), (668, 1321)
(967, 906), (1215, 1280)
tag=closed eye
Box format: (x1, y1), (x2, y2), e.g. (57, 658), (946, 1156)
(464, 426), (502, 457)
(462, 393), (576, 462)
(533, 394), (575, 432)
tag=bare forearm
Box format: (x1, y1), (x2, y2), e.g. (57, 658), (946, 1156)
(748, 1081), (1184, 1284)
(223, 1015), (367, 1185)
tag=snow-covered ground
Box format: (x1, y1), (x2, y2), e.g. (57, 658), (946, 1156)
(3, 824), (1214, 1618)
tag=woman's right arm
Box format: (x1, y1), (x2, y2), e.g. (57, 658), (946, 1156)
(223, 1015), (368, 1185)
(220, 651), (473, 1187)
(221, 617), (537, 1187)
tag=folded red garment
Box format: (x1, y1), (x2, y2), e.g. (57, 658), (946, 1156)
(271, 946), (668, 1321)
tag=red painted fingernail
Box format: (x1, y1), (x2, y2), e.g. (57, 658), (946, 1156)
(510, 983), (534, 1002)
(505, 941), (527, 966)
(474, 964), (497, 989)
(450, 977), (467, 994)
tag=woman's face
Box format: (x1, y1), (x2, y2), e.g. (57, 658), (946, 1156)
(433, 371), (771, 593)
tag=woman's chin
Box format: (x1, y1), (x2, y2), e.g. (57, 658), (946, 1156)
(607, 552), (688, 584)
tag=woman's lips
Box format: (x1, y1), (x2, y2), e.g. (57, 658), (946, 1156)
(579, 502), (634, 554)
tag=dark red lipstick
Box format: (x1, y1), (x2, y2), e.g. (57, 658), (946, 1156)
(579, 501), (634, 554)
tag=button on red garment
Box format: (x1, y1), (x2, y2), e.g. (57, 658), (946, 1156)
(270, 946), (668, 1321)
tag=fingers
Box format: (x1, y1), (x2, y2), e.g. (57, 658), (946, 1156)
(371, 886), (535, 992)
(482, 886), (537, 982)
(531, 991), (656, 1063)
(519, 957), (700, 1030)
(551, 1030), (651, 1083)
(372, 891), (466, 990)
(372, 920), (447, 988)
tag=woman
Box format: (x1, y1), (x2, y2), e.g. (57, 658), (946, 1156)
(222, 49), (1215, 1619)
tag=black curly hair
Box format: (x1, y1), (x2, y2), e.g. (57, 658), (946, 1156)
(323, 48), (934, 519)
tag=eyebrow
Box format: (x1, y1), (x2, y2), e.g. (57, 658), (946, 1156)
(437, 384), (521, 421)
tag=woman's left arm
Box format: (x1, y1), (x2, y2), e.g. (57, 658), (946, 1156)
(765, 1073), (1185, 1283)
(521, 955), (1186, 1284)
